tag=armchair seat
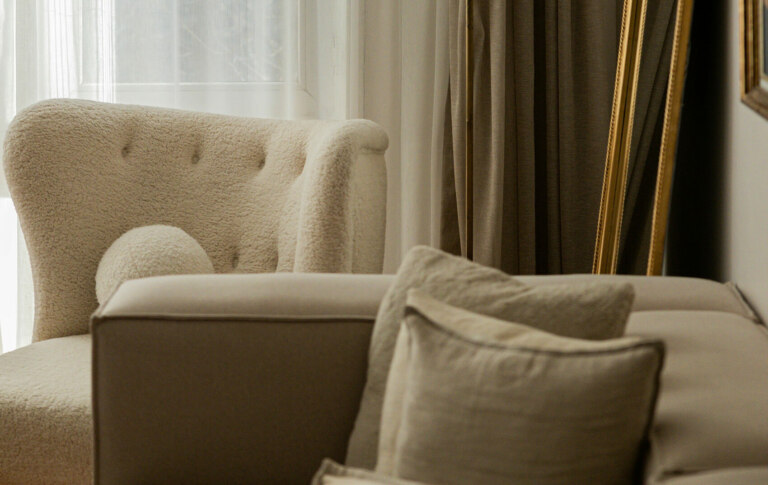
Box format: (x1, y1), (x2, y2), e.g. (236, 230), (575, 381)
(0, 335), (92, 484)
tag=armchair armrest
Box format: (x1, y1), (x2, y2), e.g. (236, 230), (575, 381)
(92, 273), (393, 485)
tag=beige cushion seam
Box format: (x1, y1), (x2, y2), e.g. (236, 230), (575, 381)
(92, 314), (376, 325)
(649, 465), (768, 484)
(631, 308), (761, 320)
(725, 281), (762, 323)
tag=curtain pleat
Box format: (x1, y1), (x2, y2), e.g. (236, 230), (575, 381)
(444, 0), (620, 274)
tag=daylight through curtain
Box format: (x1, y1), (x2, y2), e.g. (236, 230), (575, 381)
(0, 0), (350, 353)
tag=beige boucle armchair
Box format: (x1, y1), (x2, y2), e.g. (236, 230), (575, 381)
(0, 99), (387, 484)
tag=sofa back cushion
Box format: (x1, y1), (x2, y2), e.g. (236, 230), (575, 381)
(628, 311), (768, 483)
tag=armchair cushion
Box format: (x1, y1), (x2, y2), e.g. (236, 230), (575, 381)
(0, 335), (91, 484)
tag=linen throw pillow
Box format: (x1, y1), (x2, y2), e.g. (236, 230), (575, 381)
(312, 459), (430, 485)
(376, 290), (664, 485)
(345, 245), (636, 468)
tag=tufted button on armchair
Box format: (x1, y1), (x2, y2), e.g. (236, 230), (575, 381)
(0, 99), (388, 484)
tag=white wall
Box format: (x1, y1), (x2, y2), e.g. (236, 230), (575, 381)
(720, 1), (768, 318)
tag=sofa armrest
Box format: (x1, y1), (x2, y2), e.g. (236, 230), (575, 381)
(92, 273), (393, 485)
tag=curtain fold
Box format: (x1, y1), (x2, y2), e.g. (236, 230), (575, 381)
(444, 0), (621, 274)
(362, 0), (449, 272)
(399, 1), (449, 253)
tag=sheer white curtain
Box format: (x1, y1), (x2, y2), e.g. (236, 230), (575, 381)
(362, 0), (449, 271)
(0, 0), (355, 353)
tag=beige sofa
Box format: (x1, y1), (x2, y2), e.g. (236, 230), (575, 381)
(92, 273), (768, 485)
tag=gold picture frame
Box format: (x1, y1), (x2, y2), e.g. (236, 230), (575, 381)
(741, 0), (768, 118)
(593, 0), (695, 275)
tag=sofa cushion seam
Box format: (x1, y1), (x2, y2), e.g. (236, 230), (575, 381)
(92, 314), (376, 324)
(630, 308), (759, 319)
(725, 281), (762, 323)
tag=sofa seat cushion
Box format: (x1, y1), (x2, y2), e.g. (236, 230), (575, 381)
(653, 467), (768, 485)
(626, 312), (768, 481)
(0, 334), (92, 484)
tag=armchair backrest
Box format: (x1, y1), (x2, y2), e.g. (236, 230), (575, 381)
(3, 99), (387, 341)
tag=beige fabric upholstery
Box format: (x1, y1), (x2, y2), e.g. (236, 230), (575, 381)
(95, 225), (215, 304)
(100, 273), (394, 318)
(347, 247), (637, 469)
(514, 275), (758, 320)
(313, 459), (430, 485)
(377, 291), (663, 485)
(95, 273), (758, 320)
(3, 99), (388, 341)
(0, 335), (91, 484)
(93, 274), (393, 485)
(652, 467), (768, 485)
(88, 273), (768, 484)
(628, 312), (768, 482)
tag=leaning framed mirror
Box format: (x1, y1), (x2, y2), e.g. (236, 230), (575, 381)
(593, 0), (695, 275)
(740, 0), (768, 118)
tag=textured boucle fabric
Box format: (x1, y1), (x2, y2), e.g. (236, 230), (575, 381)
(345, 246), (635, 469)
(0, 335), (92, 484)
(95, 225), (215, 304)
(3, 99), (388, 341)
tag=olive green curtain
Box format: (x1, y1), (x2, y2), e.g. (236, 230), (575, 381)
(442, 0), (679, 275)
(442, 0), (622, 274)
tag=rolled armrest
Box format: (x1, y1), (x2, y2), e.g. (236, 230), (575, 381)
(92, 273), (393, 485)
